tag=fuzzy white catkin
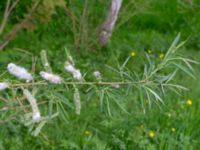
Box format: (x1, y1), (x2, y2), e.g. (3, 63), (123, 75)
(7, 63), (33, 81)
(65, 62), (82, 80)
(32, 112), (41, 122)
(111, 84), (120, 88)
(0, 82), (9, 91)
(73, 70), (82, 80)
(23, 89), (41, 122)
(40, 71), (62, 84)
(74, 88), (81, 115)
(93, 71), (101, 80)
(65, 62), (76, 73)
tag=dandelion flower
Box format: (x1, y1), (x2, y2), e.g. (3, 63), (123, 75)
(40, 71), (62, 84)
(159, 53), (164, 59)
(0, 82), (9, 91)
(84, 130), (92, 135)
(7, 63), (33, 81)
(131, 51), (136, 57)
(148, 131), (155, 137)
(171, 128), (176, 132)
(147, 50), (152, 54)
(140, 124), (144, 129)
(186, 99), (192, 106)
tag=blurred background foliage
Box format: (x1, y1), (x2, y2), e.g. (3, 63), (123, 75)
(0, 0), (200, 149)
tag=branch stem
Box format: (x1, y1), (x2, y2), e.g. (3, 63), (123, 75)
(10, 80), (148, 87)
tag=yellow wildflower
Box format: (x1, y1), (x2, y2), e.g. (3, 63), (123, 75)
(186, 99), (192, 106)
(131, 51), (136, 57)
(159, 53), (164, 59)
(148, 131), (155, 137)
(84, 130), (92, 135)
(147, 50), (152, 54)
(171, 128), (176, 132)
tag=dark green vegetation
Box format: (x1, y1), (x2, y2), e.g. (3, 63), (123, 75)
(0, 0), (200, 149)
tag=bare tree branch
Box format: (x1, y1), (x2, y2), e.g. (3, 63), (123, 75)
(0, 1), (40, 50)
(0, 0), (20, 35)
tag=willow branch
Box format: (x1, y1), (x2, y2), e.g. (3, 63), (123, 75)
(10, 80), (149, 88)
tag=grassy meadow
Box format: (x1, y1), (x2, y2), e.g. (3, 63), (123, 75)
(0, 0), (200, 149)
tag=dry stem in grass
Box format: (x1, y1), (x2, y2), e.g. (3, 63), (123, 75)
(0, 0), (19, 35)
(0, 1), (40, 50)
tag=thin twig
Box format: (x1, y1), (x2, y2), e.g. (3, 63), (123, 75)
(14, 48), (36, 73)
(0, 0), (40, 50)
(0, 101), (48, 112)
(0, 97), (9, 103)
(0, 0), (20, 35)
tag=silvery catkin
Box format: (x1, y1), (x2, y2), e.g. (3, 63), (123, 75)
(23, 89), (41, 122)
(7, 63), (33, 81)
(0, 82), (9, 91)
(40, 71), (62, 84)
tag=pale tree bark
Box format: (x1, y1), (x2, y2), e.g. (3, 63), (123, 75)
(99, 0), (122, 46)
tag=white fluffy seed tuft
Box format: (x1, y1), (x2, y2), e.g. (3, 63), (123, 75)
(7, 63), (33, 81)
(93, 71), (101, 80)
(32, 112), (41, 122)
(0, 82), (9, 91)
(40, 71), (62, 84)
(65, 62), (76, 73)
(64, 62), (82, 80)
(73, 70), (82, 80)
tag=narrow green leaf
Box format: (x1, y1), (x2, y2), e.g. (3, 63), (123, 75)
(165, 33), (181, 58)
(106, 97), (111, 117)
(173, 63), (196, 79)
(144, 87), (164, 104)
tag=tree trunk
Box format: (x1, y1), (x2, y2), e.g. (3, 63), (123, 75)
(99, 0), (122, 46)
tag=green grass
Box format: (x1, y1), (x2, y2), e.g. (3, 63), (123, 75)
(0, 0), (200, 149)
